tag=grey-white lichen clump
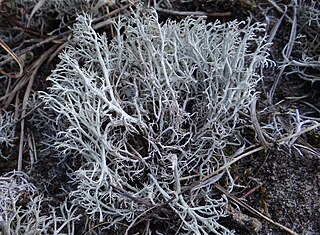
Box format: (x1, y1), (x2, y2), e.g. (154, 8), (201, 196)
(288, 1), (320, 82)
(41, 9), (271, 234)
(0, 111), (16, 159)
(0, 171), (80, 234)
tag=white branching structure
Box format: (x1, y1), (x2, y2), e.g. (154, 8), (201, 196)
(288, 1), (320, 82)
(0, 171), (80, 234)
(0, 111), (16, 159)
(42, 10), (270, 234)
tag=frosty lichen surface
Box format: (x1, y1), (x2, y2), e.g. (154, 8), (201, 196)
(293, 2), (320, 81)
(0, 111), (16, 159)
(0, 171), (80, 234)
(42, 10), (270, 234)
(282, 1), (320, 82)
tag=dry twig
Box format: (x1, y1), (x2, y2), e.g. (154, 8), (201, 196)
(0, 39), (24, 78)
(154, 5), (232, 17)
(17, 45), (58, 171)
(215, 184), (300, 235)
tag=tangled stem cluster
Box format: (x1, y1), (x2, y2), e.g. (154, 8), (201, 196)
(0, 111), (16, 159)
(42, 9), (270, 234)
(0, 171), (80, 234)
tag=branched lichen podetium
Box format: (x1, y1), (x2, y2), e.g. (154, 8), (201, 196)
(41, 9), (271, 234)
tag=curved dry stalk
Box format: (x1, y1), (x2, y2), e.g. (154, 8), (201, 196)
(0, 39), (24, 79)
(276, 122), (320, 144)
(250, 97), (271, 149)
(215, 184), (300, 235)
(17, 45), (58, 171)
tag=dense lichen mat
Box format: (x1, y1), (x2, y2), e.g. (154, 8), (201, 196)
(39, 10), (270, 233)
(1, 1), (319, 234)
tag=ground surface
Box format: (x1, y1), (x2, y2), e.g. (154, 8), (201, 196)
(0, 0), (319, 234)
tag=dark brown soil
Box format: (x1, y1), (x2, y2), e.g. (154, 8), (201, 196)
(224, 148), (320, 235)
(1, 1), (319, 234)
